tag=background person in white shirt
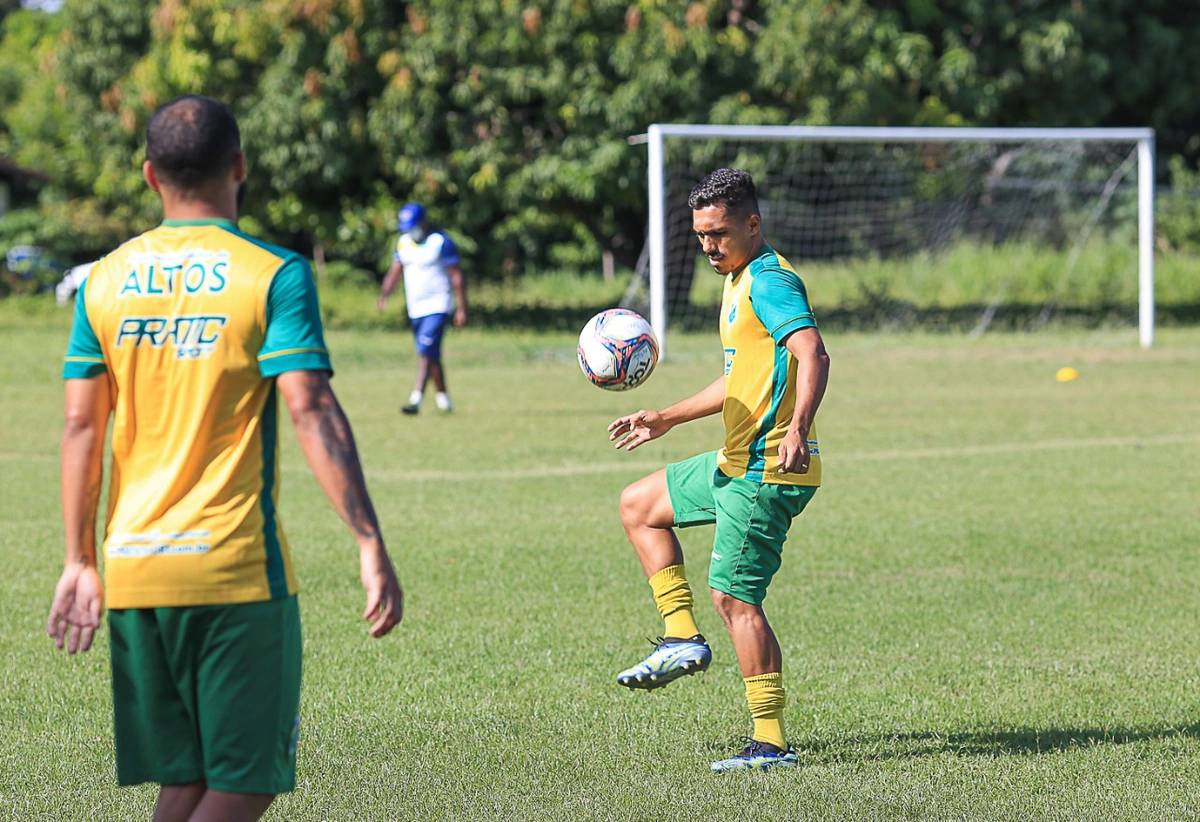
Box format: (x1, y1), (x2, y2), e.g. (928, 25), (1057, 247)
(377, 203), (469, 414)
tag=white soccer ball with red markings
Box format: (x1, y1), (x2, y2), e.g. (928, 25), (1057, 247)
(577, 309), (659, 391)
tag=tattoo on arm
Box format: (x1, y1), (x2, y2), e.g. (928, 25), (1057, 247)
(82, 472), (101, 562)
(315, 402), (381, 542)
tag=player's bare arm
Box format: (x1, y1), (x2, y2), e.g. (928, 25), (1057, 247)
(276, 370), (403, 638)
(777, 327), (830, 474)
(449, 264), (468, 327)
(609, 374), (726, 451)
(49, 375), (111, 654)
(376, 260), (403, 311)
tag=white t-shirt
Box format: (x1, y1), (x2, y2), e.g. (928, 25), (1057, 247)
(394, 230), (460, 319)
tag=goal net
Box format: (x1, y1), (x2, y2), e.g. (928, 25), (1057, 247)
(626, 126), (1155, 354)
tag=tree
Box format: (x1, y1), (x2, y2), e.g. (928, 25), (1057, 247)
(1, 0), (768, 275)
(4, 0), (1200, 279)
(367, 0), (766, 275)
(3, 0), (406, 259)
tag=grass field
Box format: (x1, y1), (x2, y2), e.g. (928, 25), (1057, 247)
(320, 238), (1200, 335)
(2, 304), (1200, 821)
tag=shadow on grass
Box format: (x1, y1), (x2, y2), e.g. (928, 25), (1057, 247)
(468, 303), (615, 331)
(672, 301), (1200, 333)
(324, 303), (614, 333)
(780, 724), (1200, 763)
(327, 300), (1200, 334)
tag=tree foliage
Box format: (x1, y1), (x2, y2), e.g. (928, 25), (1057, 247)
(2, 0), (1199, 273)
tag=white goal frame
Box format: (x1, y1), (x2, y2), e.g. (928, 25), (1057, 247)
(636, 124), (1156, 355)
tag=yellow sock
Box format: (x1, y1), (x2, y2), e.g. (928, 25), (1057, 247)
(648, 565), (700, 639)
(744, 672), (786, 750)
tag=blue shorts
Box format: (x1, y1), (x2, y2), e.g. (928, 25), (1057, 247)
(410, 313), (451, 359)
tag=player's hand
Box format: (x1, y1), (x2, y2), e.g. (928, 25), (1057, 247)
(360, 545), (403, 638)
(608, 409), (671, 451)
(777, 429), (810, 474)
(47, 562), (103, 654)
(376, 295), (388, 312)
(454, 307), (468, 328)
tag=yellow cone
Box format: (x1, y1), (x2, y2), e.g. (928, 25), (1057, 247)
(1055, 366), (1079, 383)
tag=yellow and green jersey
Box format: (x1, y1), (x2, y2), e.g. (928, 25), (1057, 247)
(717, 245), (822, 487)
(63, 218), (331, 609)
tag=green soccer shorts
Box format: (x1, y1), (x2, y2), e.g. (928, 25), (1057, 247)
(107, 595), (302, 794)
(666, 450), (816, 606)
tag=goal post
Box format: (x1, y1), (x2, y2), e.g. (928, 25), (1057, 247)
(634, 124), (1156, 356)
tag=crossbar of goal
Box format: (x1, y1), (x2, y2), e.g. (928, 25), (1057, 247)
(633, 124), (1157, 354)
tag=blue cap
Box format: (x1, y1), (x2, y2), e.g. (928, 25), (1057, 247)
(397, 202), (426, 232)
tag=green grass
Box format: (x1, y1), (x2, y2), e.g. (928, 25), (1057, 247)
(688, 238), (1200, 324)
(320, 268), (633, 333)
(3, 301), (1200, 820)
(317, 238), (1200, 336)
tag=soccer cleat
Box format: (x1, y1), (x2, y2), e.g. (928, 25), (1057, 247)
(616, 634), (711, 691)
(434, 394), (453, 413)
(400, 403), (420, 415)
(710, 737), (799, 773)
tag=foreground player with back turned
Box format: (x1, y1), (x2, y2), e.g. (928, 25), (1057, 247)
(609, 168), (830, 773)
(48, 95), (403, 822)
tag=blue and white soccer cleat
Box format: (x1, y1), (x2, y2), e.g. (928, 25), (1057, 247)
(710, 737), (799, 773)
(616, 634), (712, 691)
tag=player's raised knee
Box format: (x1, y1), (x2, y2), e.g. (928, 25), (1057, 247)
(618, 481), (647, 527)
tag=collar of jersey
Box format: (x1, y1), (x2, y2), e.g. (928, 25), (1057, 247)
(162, 218), (237, 229)
(732, 244), (776, 279)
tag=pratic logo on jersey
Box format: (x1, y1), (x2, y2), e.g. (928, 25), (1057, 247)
(727, 304), (738, 325)
(115, 314), (228, 359)
(724, 347), (737, 376)
(118, 252), (230, 297)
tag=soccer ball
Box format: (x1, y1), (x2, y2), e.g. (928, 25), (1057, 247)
(577, 309), (659, 391)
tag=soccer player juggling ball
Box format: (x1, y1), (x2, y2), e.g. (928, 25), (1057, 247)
(49, 96), (403, 822)
(609, 168), (829, 773)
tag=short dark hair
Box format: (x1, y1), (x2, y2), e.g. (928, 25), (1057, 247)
(687, 168), (759, 217)
(145, 95), (241, 189)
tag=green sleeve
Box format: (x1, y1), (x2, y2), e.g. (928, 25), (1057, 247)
(750, 267), (817, 346)
(258, 257), (332, 377)
(62, 278), (107, 379)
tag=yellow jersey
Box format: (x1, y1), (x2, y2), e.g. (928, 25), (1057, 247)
(717, 245), (822, 487)
(63, 218), (331, 609)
